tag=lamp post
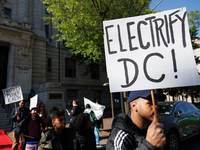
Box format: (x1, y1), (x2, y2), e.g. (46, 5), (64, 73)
(57, 19), (61, 83)
(58, 33), (60, 83)
(151, 0), (163, 13)
(120, 92), (125, 113)
(103, 83), (114, 118)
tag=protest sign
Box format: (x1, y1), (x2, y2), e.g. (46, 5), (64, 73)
(103, 7), (200, 93)
(2, 85), (23, 105)
(30, 94), (38, 110)
(84, 97), (105, 120)
(25, 141), (38, 150)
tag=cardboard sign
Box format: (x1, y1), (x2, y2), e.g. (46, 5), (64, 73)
(84, 97), (105, 120)
(103, 7), (200, 92)
(30, 94), (38, 110)
(2, 85), (23, 105)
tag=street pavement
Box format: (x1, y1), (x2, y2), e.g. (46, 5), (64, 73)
(7, 117), (113, 150)
(97, 117), (113, 149)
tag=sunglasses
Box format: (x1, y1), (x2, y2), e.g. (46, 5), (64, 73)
(40, 106), (44, 107)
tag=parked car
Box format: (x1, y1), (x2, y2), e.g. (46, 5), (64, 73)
(194, 102), (200, 109)
(157, 101), (200, 150)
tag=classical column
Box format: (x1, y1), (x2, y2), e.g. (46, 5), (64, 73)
(18, 0), (29, 23)
(6, 44), (15, 88)
(33, 0), (45, 37)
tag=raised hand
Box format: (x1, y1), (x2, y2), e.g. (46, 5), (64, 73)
(146, 117), (166, 148)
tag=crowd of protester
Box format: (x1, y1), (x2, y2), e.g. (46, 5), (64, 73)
(10, 89), (167, 150)
(11, 99), (101, 150)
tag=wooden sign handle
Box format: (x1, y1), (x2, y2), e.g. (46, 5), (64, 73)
(151, 90), (158, 123)
(14, 103), (17, 112)
(151, 89), (163, 150)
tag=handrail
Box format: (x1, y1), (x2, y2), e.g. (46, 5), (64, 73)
(0, 94), (5, 108)
(5, 104), (12, 124)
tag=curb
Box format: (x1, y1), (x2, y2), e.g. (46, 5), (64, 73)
(97, 144), (106, 150)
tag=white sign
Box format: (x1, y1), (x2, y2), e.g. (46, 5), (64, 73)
(84, 97), (105, 120)
(2, 85), (23, 105)
(103, 7), (200, 93)
(25, 141), (38, 150)
(30, 94), (38, 110)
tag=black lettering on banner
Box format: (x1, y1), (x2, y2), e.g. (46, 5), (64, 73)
(153, 18), (168, 47)
(137, 21), (150, 49)
(127, 22), (138, 51)
(117, 25), (127, 52)
(105, 25), (117, 54)
(164, 15), (170, 43)
(169, 10), (179, 44)
(144, 53), (165, 82)
(171, 49), (178, 79)
(118, 58), (139, 88)
(145, 16), (156, 47)
(175, 11), (187, 47)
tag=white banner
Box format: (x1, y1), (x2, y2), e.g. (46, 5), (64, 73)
(30, 94), (38, 110)
(103, 7), (200, 92)
(84, 97), (105, 120)
(2, 85), (23, 105)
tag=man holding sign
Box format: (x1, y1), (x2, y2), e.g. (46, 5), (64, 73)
(106, 90), (166, 150)
(103, 6), (200, 150)
(10, 100), (30, 150)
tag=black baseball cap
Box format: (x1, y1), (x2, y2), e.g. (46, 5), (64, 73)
(128, 90), (166, 104)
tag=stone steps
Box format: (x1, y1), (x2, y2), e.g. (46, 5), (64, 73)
(0, 108), (12, 133)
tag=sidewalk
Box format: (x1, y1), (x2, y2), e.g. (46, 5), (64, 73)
(97, 117), (113, 149)
(7, 117), (113, 150)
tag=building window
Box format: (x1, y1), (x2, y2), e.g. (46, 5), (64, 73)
(67, 90), (78, 106)
(45, 4), (49, 15)
(65, 58), (76, 77)
(47, 58), (52, 72)
(93, 90), (101, 103)
(45, 25), (49, 39)
(63, 39), (66, 46)
(91, 63), (99, 79)
(4, 8), (11, 18)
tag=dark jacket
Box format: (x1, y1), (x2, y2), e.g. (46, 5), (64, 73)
(76, 128), (96, 150)
(106, 113), (157, 150)
(38, 127), (74, 150)
(17, 115), (45, 137)
(10, 106), (30, 132)
(17, 114), (45, 137)
(70, 105), (82, 123)
(17, 114), (45, 150)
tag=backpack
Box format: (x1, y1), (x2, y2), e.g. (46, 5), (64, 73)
(89, 110), (97, 125)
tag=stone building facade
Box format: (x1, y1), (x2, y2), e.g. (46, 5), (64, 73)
(0, 0), (122, 114)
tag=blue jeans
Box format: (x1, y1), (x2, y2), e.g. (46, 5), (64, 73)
(94, 124), (99, 144)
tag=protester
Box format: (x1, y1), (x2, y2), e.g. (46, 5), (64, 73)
(10, 100), (30, 150)
(106, 90), (166, 150)
(95, 100), (105, 129)
(37, 103), (48, 127)
(38, 106), (74, 150)
(68, 99), (82, 126)
(17, 107), (45, 150)
(44, 107), (55, 129)
(72, 113), (96, 150)
(84, 104), (99, 145)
